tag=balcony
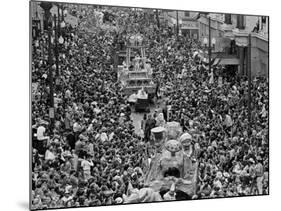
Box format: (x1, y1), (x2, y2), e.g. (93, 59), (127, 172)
(220, 23), (235, 38)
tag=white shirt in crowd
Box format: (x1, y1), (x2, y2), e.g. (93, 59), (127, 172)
(224, 114), (233, 127)
(65, 89), (71, 99)
(73, 122), (81, 132)
(45, 150), (56, 161)
(37, 126), (46, 141)
(81, 159), (94, 171)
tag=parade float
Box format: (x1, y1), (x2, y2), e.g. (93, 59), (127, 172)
(118, 34), (156, 108)
(123, 122), (198, 203)
(145, 122), (198, 199)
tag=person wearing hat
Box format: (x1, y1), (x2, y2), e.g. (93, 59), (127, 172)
(36, 120), (50, 155)
(81, 154), (94, 181)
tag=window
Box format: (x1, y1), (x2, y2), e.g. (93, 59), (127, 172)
(236, 15), (245, 29)
(230, 40), (237, 55)
(184, 11), (190, 17)
(261, 16), (267, 31)
(224, 14), (232, 24)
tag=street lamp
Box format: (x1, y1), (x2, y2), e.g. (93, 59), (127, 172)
(203, 37), (208, 47)
(179, 19), (182, 36)
(172, 18), (176, 35)
(203, 37), (216, 48)
(40, 1), (55, 130)
(203, 36), (216, 72)
(202, 16), (216, 72)
(62, 7), (67, 22)
(247, 34), (252, 133)
(211, 37), (216, 49)
(176, 10), (179, 39)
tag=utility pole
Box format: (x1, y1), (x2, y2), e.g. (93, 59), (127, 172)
(54, 15), (59, 78)
(40, 2), (55, 131)
(208, 16), (211, 73)
(176, 10), (179, 39)
(61, 5), (65, 22)
(248, 33), (252, 133)
(156, 9), (160, 29)
(57, 4), (61, 36)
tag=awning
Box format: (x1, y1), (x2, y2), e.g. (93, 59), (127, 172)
(219, 58), (240, 65)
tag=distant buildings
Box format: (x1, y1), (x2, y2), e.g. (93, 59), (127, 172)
(165, 11), (199, 39)
(30, 1), (44, 39)
(30, 1), (78, 40)
(198, 13), (269, 78)
(219, 14), (269, 78)
(163, 10), (269, 78)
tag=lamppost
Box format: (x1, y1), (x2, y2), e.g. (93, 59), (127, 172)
(172, 18), (176, 36)
(178, 19), (182, 36)
(53, 14), (65, 79)
(156, 9), (160, 29)
(63, 7), (67, 22)
(176, 10), (179, 39)
(54, 15), (59, 79)
(58, 4), (67, 37)
(32, 4), (41, 39)
(203, 16), (216, 72)
(40, 2), (55, 131)
(247, 33), (252, 133)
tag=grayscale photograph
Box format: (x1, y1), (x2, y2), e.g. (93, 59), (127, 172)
(30, 1), (269, 210)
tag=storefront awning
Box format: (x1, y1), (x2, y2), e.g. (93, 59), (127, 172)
(219, 58), (240, 65)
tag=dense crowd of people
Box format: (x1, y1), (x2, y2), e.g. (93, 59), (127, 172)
(147, 35), (269, 198)
(31, 4), (269, 210)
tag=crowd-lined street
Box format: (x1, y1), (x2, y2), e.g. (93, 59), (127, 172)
(31, 2), (269, 210)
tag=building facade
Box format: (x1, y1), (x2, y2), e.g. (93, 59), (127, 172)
(221, 14), (269, 78)
(198, 13), (224, 48)
(166, 11), (199, 39)
(197, 12), (268, 78)
(30, 1), (45, 39)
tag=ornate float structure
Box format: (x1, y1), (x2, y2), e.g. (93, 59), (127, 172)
(118, 34), (156, 100)
(144, 122), (198, 199)
(122, 122), (198, 203)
